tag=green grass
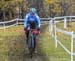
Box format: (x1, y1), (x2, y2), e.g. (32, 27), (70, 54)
(56, 22), (75, 32)
(0, 25), (25, 61)
(0, 23), (75, 61)
(38, 22), (75, 61)
(39, 25), (71, 61)
(56, 22), (75, 51)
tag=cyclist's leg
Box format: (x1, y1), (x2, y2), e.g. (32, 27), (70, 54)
(24, 28), (29, 44)
(34, 35), (36, 49)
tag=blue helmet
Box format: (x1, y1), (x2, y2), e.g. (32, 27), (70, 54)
(30, 8), (37, 13)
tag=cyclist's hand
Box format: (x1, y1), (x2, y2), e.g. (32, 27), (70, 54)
(24, 28), (27, 31)
(27, 27), (30, 31)
(37, 27), (40, 31)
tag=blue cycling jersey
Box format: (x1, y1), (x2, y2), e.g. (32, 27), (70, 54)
(28, 14), (37, 22)
(24, 13), (41, 28)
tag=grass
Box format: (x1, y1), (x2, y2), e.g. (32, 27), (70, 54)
(39, 25), (71, 61)
(0, 25), (25, 61)
(56, 22), (75, 52)
(38, 22), (75, 61)
(0, 23), (75, 61)
(56, 22), (75, 32)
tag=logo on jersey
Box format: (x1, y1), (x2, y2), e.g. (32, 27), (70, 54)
(28, 15), (36, 22)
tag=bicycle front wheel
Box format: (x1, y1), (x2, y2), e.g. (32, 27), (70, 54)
(28, 32), (36, 58)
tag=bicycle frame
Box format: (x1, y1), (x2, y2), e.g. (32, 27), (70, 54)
(28, 29), (37, 58)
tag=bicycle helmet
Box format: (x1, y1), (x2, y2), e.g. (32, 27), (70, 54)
(30, 8), (37, 13)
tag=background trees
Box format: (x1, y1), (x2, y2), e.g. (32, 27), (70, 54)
(0, 0), (18, 21)
(0, 0), (75, 21)
(44, 0), (75, 17)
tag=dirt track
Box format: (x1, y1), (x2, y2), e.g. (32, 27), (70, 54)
(6, 25), (48, 61)
(7, 35), (48, 61)
(0, 25), (49, 61)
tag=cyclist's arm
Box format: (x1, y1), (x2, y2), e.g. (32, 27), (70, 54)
(36, 14), (41, 28)
(24, 14), (29, 28)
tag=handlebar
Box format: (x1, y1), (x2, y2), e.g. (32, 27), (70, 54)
(28, 28), (40, 35)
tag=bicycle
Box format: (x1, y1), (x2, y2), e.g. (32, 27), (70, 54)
(27, 27), (39, 58)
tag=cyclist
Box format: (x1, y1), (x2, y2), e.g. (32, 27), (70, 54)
(24, 8), (41, 44)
